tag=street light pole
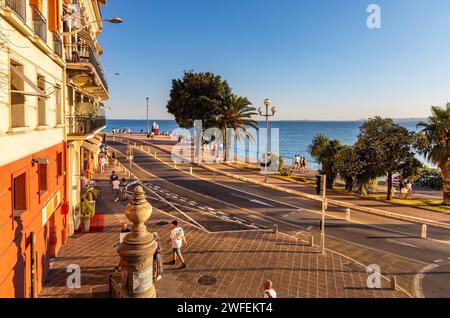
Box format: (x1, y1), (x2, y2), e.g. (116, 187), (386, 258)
(146, 97), (149, 135)
(258, 99), (277, 183)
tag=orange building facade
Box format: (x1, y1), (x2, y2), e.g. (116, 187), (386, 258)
(0, 143), (67, 297)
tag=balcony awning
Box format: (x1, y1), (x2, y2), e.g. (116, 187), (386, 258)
(10, 65), (49, 98)
(81, 140), (100, 154)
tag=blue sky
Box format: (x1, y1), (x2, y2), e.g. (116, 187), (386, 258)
(99, 0), (450, 120)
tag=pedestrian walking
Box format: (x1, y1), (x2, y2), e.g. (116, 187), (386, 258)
(262, 280), (277, 298)
(166, 220), (188, 269)
(112, 177), (121, 202)
(406, 180), (413, 200)
(119, 178), (128, 201)
(400, 181), (408, 199)
(111, 151), (117, 167)
(98, 154), (106, 174)
(110, 170), (119, 182)
(153, 232), (163, 281)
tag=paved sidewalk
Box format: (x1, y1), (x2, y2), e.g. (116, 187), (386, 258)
(114, 134), (450, 224)
(39, 160), (408, 298)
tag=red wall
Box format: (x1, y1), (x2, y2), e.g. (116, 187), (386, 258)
(0, 142), (67, 298)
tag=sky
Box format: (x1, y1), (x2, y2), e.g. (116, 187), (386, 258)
(98, 0), (450, 120)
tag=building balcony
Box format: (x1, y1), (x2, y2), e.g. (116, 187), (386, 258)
(67, 102), (106, 139)
(66, 44), (109, 100)
(53, 32), (63, 58)
(5, 0), (26, 22)
(31, 4), (47, 42)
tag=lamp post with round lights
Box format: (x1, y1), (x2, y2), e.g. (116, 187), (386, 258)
(258, 98), (277, 182)
(146, 97), (150, 135)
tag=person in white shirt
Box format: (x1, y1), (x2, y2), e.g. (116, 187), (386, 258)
(112, 178), (121, 202)
(166, 220), (188, 269)
(263, 280), (277, 298)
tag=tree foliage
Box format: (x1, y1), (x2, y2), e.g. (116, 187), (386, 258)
(166, 70), (232, 129)
(308, 135), (342, 189)
(417, 104), (450, 205)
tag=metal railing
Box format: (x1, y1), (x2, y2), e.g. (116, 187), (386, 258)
(5, 0), (26, 21)
(109, 274), (128, 298)
(88, 46), (108, 92)
(65, 43), (108, 92)
(30, 4), (47, 42)
(53, 32), (62, 58)
(67, 115), (106, 136)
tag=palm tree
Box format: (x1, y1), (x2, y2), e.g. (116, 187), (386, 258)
(308, 135), (342, 189)
(215, 94), (258, 161)
(417, 104), (450, 205)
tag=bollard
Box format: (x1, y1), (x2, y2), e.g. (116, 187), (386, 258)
(421, 224), (427, 239)
(308, 236), (314, 247)
(174, 162), (177, 169)
(390, 276), (397, 291)
(346, 208), (351, 221)
(272, 224), (278, 234)
(190, 167), (193, 175)
(154, 152), (157, 158)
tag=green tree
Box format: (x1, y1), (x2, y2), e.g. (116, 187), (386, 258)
(308, 135), (342, 189)
(214, 94), (258, 161)
(166, 70), (232, 129)
(335, 145), (359, 191)
(355, 117), (419, 200)
(417, 104), (450, 205)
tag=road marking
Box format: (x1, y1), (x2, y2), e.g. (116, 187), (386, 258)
(413, 263), (439, 298)
(231, 193), (274, 207)
(386, 239), (421, 249)
(434, 259), (443, 263)
(307, 226), (313, 230)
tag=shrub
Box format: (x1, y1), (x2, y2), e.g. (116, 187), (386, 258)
(412, 168), (443, 190)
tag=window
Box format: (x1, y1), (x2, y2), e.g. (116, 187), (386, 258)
(10, 60), (26, 128)
(56, 152), (63, 177)
(13, 173), (27, 213)
(37, 75), (46, 126)
(55, 85), (63, 125)
(38, 163), (48, 193)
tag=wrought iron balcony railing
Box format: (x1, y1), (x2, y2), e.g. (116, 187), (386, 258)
(30, 4), (47, 42)
(67, 102), (106, 136)
(5, 0), (26, 21)
(65, 43), (109, 92)
(67, 115), (106, 137)
(53, 32), (62, 58)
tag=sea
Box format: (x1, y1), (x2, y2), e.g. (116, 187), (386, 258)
(105, 119), (426, 170)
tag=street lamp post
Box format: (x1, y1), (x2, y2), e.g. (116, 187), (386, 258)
(58, 17), (123, 36)
(320, 175), (327, 254)
(146, 97), (150, 135)
(258, 99), (277, 183)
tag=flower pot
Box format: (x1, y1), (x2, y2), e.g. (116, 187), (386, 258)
(80, 216), (91, 233)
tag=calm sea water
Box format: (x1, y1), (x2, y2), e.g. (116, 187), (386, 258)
(106, 119), (424, 170)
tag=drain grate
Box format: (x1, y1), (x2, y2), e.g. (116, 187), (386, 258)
(156, 221), (169, 226)
(197, 275), (217, 286)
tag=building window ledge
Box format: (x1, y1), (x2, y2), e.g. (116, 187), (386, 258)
(36, 125), (50, 131)
(8, 126), (33, 134)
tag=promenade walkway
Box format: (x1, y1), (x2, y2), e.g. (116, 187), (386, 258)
(39, 161), (407, 298)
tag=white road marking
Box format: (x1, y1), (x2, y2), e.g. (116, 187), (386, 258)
(386, 239), (421, 249)
(307, 226), (314, 230)
(231, 193), (274, 207)
(434, 259), (443, 263)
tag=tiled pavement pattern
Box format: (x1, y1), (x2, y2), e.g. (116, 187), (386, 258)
(40, 165), (408, 298)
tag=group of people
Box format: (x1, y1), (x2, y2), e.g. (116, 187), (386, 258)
(110, 171), (128, 202)
(111, 128), (134, 135)
(398, 179), (413, 199)
(98, 145), (117, 174)
(292, 155), (308, 172)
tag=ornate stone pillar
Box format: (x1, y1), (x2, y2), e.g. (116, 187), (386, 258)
(118, 185), (157, 298)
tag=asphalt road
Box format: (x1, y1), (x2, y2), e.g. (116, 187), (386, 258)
(108, 140), (450, 298)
